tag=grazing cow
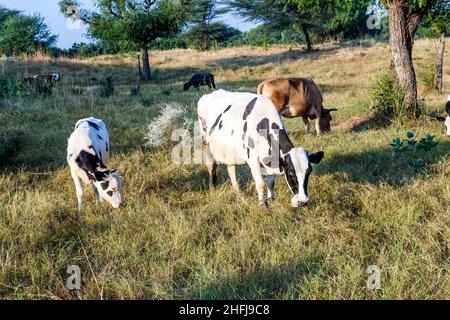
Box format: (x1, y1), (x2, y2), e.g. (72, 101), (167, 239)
(257, 77), (337, 135)
(184, 72), (216, 91)
(198, 89), (324, 207)
(67, 117), (123, 211)
(436, 94), (450, 136)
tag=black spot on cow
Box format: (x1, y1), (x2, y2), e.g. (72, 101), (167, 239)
(231, 129), (234, 136)
(271, 122), (280, 130)
(99, 151), (102, 160)
(283, 153), (299, 194)
(303, 165), (312, 197)
(101, 180), (110, 190)
(446, 100), (450, 115)
(247, 148), (250, 158)
(97, 134), (103, 140)
(256, 118), (270, 137)
(87, 121), (101, 131)
(242, 122), (248, 141)
(107, 191), (113, 197)
(278, 129), (294, 154)
(248, 136), (255, 148)
(106, 142), (109, 152)
(243, 97), (258, 120)
(224, 105), (232, 113)
(75, 150), (108, 181)
(219, 120), (223, 130)
(209, 114), (222, 135)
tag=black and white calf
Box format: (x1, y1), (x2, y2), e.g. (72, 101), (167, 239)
(198, 89), (324, 207)
(67, 117), (123, 210)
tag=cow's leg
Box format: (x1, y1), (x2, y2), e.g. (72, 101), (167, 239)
(315, 117), (322, 136)
(207, 161), (219, 188)
(266, 175), (276, 201)
(249, 164), (266, 205)
(92, 184), (101, 204)
(71, 171), (84, 211)
(227, 165), (240, 192)
(211, 77), (216, 89)
(302, 116), (312, 135)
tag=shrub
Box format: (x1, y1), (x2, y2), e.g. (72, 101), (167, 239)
(369, 73), (406, 123)
(144, 105), (186, 150)
(390, 131), (439, 170)
(417, 61), (437, 93)
(0, 75), (22, 98)
(99, 76), (115, 97)
(0, 130), (26, 168)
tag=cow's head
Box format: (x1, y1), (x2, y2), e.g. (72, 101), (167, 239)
(282, 148), (324, 207)
(319, 108), (338, 133)
(183, 82), (191, 91)
(95, 170), (123, 208)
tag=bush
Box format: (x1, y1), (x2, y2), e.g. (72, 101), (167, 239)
(390, 131), (439, 170)
(0, 75), (22, 98)
(144, 105), (186, 150)
(0, 130), (25, 168)
(418, 61), (437, 93)
(369, 73), (406, 123)
(99, 76), (115, 97)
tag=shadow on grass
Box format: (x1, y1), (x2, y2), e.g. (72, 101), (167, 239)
(186, 254), (325, 299)
(318, 140), (450, 186)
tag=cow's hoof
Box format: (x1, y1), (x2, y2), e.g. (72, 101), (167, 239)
(259, 201), (268, 208)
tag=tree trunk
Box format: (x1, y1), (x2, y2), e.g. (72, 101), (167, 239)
(387, 2), (418, 117)
(140, 46), (152, 81)
(435, 31), (445, 94)
(301, 24), (312, 52)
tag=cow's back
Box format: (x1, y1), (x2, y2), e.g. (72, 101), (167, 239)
(68, 117), (110, 165)
(198, 90), (284, 167)
(259, 78), (323, 117)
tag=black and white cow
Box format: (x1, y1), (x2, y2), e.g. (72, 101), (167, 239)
(67, 117), (123, 210)
(198, 89), (324, 207)
(436, 94), (450, 136)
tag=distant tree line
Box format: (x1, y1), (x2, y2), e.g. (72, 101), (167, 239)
(1, 0), (448, 108)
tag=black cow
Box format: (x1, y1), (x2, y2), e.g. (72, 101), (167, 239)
(184, 72), (216, 91)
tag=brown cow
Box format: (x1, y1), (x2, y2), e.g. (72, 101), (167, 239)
(257, 77), (337, 135)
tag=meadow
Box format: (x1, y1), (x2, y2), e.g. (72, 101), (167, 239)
(0, 39), (448, 299)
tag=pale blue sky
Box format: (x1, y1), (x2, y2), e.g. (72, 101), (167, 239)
(0, 0), (257, 49)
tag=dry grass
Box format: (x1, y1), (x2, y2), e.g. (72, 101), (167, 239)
(0, 38), (449, 299)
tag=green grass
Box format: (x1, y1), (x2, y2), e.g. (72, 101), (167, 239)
(0, 39), (449, 299)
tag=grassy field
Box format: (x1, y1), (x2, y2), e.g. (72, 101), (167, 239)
(0, 39), (449, 299)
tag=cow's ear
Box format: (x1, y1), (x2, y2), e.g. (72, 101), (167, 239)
(308, 151), (324, 164)
(436, 116), (446, 122)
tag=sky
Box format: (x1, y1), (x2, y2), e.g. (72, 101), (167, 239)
(0, 0), (258, 49)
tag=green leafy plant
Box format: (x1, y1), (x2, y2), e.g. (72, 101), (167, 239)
(390, 131), (439, 170)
